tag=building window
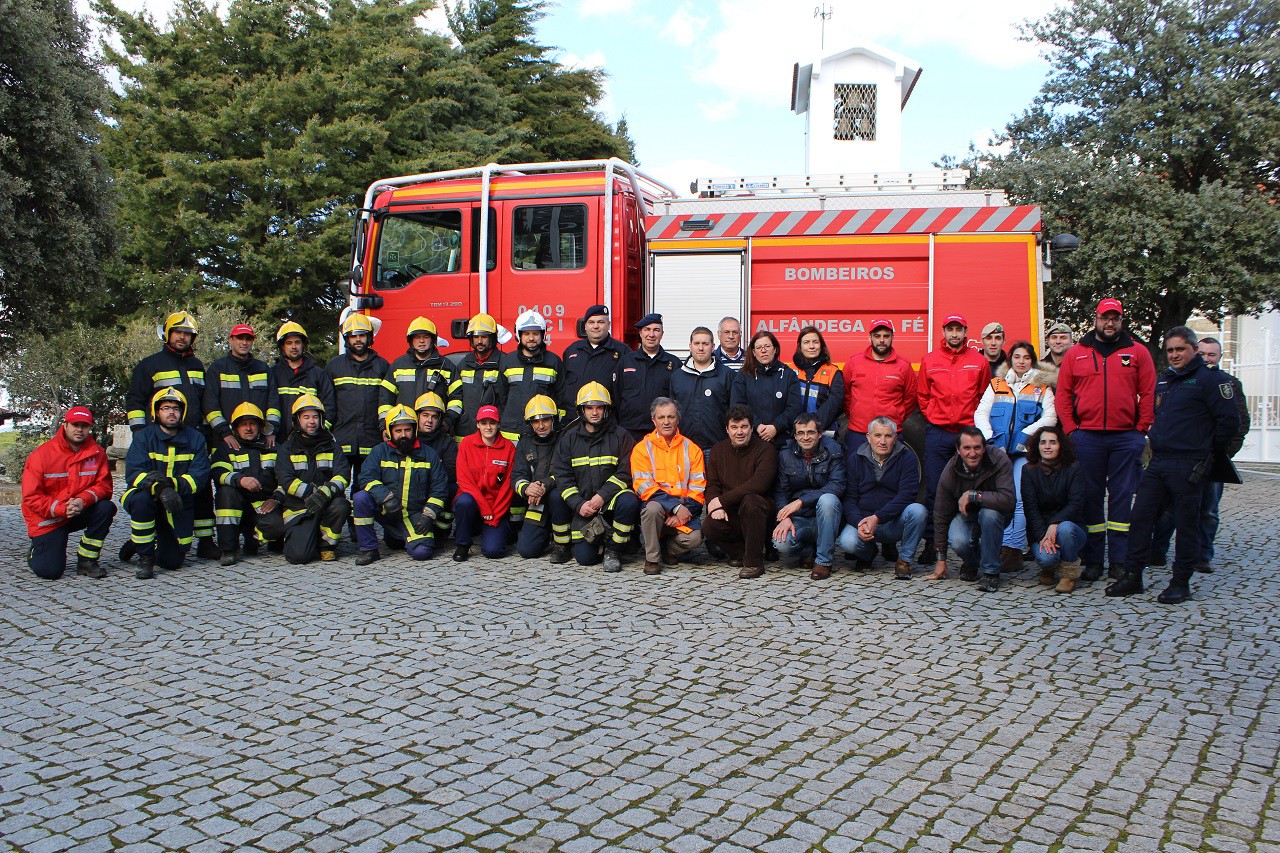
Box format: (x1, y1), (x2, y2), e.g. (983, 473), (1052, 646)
(834, 83), (876, 141)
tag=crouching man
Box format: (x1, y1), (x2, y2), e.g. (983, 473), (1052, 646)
(631, 397), (706, 575)
(354, 405), (448, 564)
(22, 406), (115, 579)
(839, 416), (926, 579)
(211, 403), (281, 565)
(275, 395), (350, 564)
(773, 414), (846, 579)
(702, 404), (778, 579)
(929, 426), (1015, 592)
(123, 389), (211, 579)
(514, 395), (562, 559)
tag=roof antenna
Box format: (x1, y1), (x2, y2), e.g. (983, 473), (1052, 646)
(814, 3), (833, 51)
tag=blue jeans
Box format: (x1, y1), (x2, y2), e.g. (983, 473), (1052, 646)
(1002, 456), (1028, 550)
(1029, 520), (1086, 566)
(947, 508), (1012, 575)
(776, 493), (841, 566)
(839, 503), (927, 562)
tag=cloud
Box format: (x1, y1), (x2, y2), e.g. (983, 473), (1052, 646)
(643, 157), (737, 198)
(662, 4), (709, 48)
(579, 0), (634, 16)
(698, 100), (739, 122)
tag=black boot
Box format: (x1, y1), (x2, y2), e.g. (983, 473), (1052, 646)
(219, 550), (237, 567)
(547, 544), (571, 564)
(118, 540), (137, 563)
(1157, 582), (1191, 604)
(452, 544), (470, 562)
(241, 538), (259, 556)
(354, 550), (380, 567)
(917, 544), (937, 566)
(958, 564), (979, 582)
(135, 555), (154, 580)
(267, 539), (284, 553)
(881, 542), (898, 562)
(1080, 563), (1104, 583)
(977, 573), (1000, 593)
(76, 557), (106, 579)
(1105, 570), (1144, 597)
(196, 537), (220, 560)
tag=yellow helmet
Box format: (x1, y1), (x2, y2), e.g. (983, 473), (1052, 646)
(575, 381), (612, 407)
(163, 311), (199, 339)
(384, 404), (417, 433)
(466, 313), (498, 336)
(150, 387), (187, 419)
(291, 394), (325, 417)
(276, 321), (308, 347)
(341, 313), (375, 338)
(230, 402), (265, 425)
(524, 394), (558, 421)
(406, 316), (437, 340)
(414, 392), (445, 413)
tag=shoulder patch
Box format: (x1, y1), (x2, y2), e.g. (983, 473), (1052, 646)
(1220, 382), (1234, 400)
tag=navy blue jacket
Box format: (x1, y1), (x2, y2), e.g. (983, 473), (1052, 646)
(617, 347), (679, 433)
(124, 422), (211, 507)
(731, 361), (803, 445)
(562, 336), (628, 410)
(775, 435), (846, 518)
(1149, 355), (1240, 458)
(670, 358), (733, 451)
(843, 440), (920, 526)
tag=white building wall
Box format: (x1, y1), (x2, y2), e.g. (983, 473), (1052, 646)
(807, 53), (904, 174)
(1231, 310), (1280, 463)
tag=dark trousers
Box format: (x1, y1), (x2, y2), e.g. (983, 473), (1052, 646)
(214, 486), (277, 551)
(124, 490), (194, 570)
(453, 493), (510, 557)
(1070, 429), (1146, 567)
(572, 490), (641, 566)
(1124, 456), (1204, 585)
(1151, 479), (1221, 565)
(516, 491), (567, 558)
(283, 495), (351, 565)
(702, 493), (772, 569)
(351, 491), (434, 559)
(923, 423), (958, 519)
(27, 500), (117, 580)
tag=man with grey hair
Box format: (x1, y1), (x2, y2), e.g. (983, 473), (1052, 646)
(630, 397), (706, 575)
(714, 317), (745, 371)
(840, 416), (926, 578)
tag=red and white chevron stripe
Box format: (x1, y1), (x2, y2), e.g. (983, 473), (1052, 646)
(644, 205), (1041, 240)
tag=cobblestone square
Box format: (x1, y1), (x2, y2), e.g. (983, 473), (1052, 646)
(1, 472), (1277, 851)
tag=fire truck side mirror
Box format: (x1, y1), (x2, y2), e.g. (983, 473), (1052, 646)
(450, 319), (468, 340)
(576, 319), (587, 339)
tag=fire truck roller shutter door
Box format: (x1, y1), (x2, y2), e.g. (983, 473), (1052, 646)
(649, 251), (745, 359)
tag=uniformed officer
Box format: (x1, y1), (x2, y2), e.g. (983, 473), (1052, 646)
(561, 304), (627, 410)
(122, 389), (212, 579)
(274, 395), (351, 564)
(381, 316), (463, 430)
(272, 322), (334, 443)
(204, 323), (282, 446)
(416, 392), (458, 541)
(326, 314), (392, 492)
(1106, 327), (1240, 604)
(210, 402), (281, 565)
(498, 310), (565, 445)
(513, 395), (562, 559)
(617, 313), (678, 441)
(455, 313), (503, 440)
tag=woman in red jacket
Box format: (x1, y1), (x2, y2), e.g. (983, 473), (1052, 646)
(21, 407), (116, 580)
(453, 405), (516, 561)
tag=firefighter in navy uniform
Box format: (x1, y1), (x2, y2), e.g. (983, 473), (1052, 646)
(210, 403), (281, 566)
(416, 392), (459, 542)
(122, 389), (212, 579)
(272, 322), (334, 443)
(326, 314), (392, 493)
(353, 405), (449, 565)
(204, 323), (282, 445)
(513, 395), (563, 559)
(455, 313), (503, 441)
(274, 395), (351, 564)
(1107, 326), (1240, 605)
(123, 311), (217, 561)
(552, 382), (640, 571)
(381, 316), (463, 432)
(498, 310), (565, 445)
(617, 313), (679, 441)
(561, 304), (627, 412)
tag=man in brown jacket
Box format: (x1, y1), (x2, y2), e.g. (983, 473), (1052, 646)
(928, 426), (1015, 592)
(703, 404), (779, 579)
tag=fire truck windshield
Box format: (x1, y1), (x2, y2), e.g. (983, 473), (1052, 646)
(374, 211), (463, 289)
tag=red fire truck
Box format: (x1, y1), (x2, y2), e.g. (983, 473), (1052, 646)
(345, 158), (1048, 363)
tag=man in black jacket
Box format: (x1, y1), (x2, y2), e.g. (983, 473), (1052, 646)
(513, 395), (562, 559)
(1108, 327), (1240, 604)
(930, 427), (1016, 592)
(272, 322), (334, 443)
(562, 304), (628, 410)
(617, 313), (679, 441)
(773, 414), (846, 580)
(326, 314), (392, 493)
(671, 326), (733, 452)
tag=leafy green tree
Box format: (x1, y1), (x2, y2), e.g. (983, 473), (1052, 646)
(447, 0), (635, 162)
(96, 0), (523, 336)
(0, 0), (115, 350)
(969, 0), (1280, 355)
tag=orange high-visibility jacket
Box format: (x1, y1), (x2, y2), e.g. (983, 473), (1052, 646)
(630, 430), (706, 532)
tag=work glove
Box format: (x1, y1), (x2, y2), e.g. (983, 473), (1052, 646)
(379, 491), (401, 515)
(304, 483), (333, 514)
(410, 508), (436, 535)
(158, 487), (182, 515)
(139, 472), (163, 495)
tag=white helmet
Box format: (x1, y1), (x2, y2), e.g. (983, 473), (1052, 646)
(515, 310), (548, 333)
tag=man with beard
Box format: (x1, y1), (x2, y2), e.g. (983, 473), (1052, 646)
(930, 427), (1016, 592)
(211, 403), (281, 565)
(552, 382), (640, 571)
(617, 313), (679, 441)
(702, 405), (779, 578)
(353, 405), (448, 565)
(561, 304), (627, 409)
(204, 324), (281, 447)
(842, 318), (918, 453)
(1055, 298), (1156, 582)
(416, 392), (459, 542)
(381, 316), (463, 431)
(498, 310), (565, 445)
(274, 395), (351, 564)
(326, 314), (392, 494)
(272, 322), (334, 443)
(514, 395), (563, 560)
(122, 389), (211, 579)
(455, 313), (503, 441)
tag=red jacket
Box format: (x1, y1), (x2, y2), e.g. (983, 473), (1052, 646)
(843, 346), (919, 433)
(1056, 331), (1156, 433)
(917, 341), (989, 431)
(21, 430), (113, 538)
(456, 432), (516, 524)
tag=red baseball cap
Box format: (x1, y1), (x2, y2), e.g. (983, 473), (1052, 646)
(942, 314), (967, 328)
(230, 323), (256, 338)
(65, 406), (94, 425)
(1095, 298), (1123, 316)
(476, 405), (500, 423)
(870, 318), (893, 332)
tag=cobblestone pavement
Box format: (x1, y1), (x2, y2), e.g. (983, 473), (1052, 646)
(2, 472), (1278, 853)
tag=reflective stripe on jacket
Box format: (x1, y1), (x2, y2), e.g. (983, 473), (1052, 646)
(204, 354), (280, 438)
(126, 346), (206, 432)
(326, 350), (391, 456)
(631, 430), (706, 532)
(21, 431), (113, 538)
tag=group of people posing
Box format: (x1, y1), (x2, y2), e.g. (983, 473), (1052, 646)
(21, 297), (1246, 605)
